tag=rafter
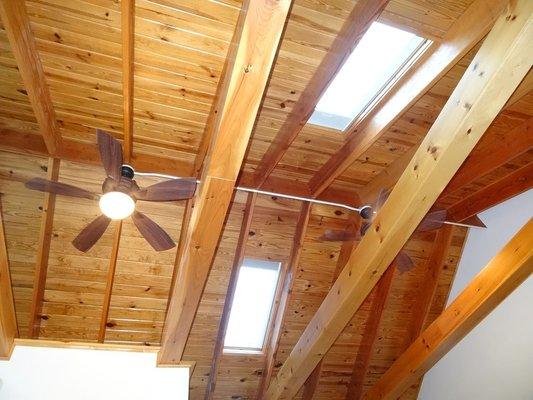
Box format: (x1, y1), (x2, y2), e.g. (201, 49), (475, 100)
(0, 0), (61, 155)
(257, 202), (312, 398)
(251, 0), (390, 187)
(121, 0), (135, 162)
(363, 219), (533, 400)
(0, 196), (18, 359)
(98, 221), (123, 343)
(205, 192), (257, 399)
(28, 157), (60, 338)
(158, 0), (291, 365)
(308, 0), (508, 197)
(264, 2), (533, 396)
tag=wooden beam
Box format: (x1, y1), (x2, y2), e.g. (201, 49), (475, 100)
(346, 264), (396, 400)
(308, 0), (509, 197)
(122, 0), (135, 162)
(98, 221), (123, 343)
(158, 0), (291, 365)
(264, 3), (533, 397)
(0, 197), (18, 359)
(301, 212), (361, 399)
(28, 157), (60, 338)
(251, 0), (390, 187)
(0, 0), (61, 155)
(447, 162), (533, 222)
(257, 202), (312, 399)
(205, 193), (257, 399)
(363, 219), (533, 400)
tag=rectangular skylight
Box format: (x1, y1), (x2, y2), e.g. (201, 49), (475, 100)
(224, 258), (282, 352)
(308, 22), (429, 131)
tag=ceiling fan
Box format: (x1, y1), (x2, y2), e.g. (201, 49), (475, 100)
(320, 189), (483, 273)
(25, 130), (197, 252)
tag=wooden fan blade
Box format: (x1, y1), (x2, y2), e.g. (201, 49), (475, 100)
(72, 214), (111, 252)
(395, 251), (415, 274)
(319, 229), (358, 242)
(25, 178), (96, 200)
(134, 178), (197, 202)
(97, 129), (123, 180)
(131, 211), (175, 251)
(461, 214), (487, 228)
(416, 209), (447, 232)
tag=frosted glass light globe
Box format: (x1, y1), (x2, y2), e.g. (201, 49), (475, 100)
(99, 191), (135, 220)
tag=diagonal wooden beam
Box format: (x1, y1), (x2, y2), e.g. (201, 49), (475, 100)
(345, 264), (396, 400)
(27, 157), (60, 338)
(301, 212), (361, 399)
(257, 202), (312, 399)
(264, 3), (533, 397)
(98, 221), (123, 343)
(158, 0), (291, 365)
(0, 0), (61, 155)
(447, 162), (533, 222)
(307, 0), (509, 197)
(205, 192), (257, 399)
(0, 197), (18, 359)
(363, 219), (533, 400)
(121, 0), (135, 162)
(251, 0), (390, 187)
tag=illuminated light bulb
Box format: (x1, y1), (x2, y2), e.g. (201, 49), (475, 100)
(99, 191), (135, 220)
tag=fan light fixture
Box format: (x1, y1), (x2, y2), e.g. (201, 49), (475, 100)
(99, 191), (135, 220)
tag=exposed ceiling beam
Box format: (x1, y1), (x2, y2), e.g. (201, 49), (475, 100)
(447, 162), (533, 222)
(158, 0), (292, 365)
(0, 0), (62, 155)
(250, 0), (390, 187)
(27, 157), (60, 338)
(363, 219), (533, 400)
(0, 129), (361, 211)
(206, 193), (257, 399)
(0, 197), (18, 359)
(307, 0), (509, 197)
(345, 263), (395, 400)
(121, 0), (135, 162)
(257, 202), (312, 398)
(301, 212), (361, 399)
(264, 3), (532, 396)
(98, 221), (123, 343)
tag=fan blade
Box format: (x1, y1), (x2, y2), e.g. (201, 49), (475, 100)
(134, 178), (197, 202)
(319, 229), (358, 242)
(72, 214), (111, 252)
(25, 178), (96, 200)
(395, 251), (415, 274)
(131, 211), (175, 251)
(97, 129), (123, 180)
(416, 209), (447, 232)
(461, 214), (486, 228)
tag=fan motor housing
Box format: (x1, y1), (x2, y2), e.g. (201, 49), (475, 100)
(121, 164), (135, 179)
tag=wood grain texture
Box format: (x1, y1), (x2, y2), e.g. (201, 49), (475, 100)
(265, 2), (533, 396)
(363, 219), (533, 400)
(308, 0), (508, 196)
(28, 158), (60, 338)
(251, 0), (390, 187)
(0, 197), (18, 359)
(0, 0), (61, 155)
(159, 0), (292, 366)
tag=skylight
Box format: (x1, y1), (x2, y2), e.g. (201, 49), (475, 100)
(308, 22), (429, 131)
(224, 258), (281, 352)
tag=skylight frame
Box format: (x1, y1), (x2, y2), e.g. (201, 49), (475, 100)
(307, 22), (433, 133)
(223, 258), (283, 354)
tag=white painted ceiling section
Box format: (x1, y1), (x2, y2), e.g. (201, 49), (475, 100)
(0, 345), (189, 399)
(418, 189), (533, 400)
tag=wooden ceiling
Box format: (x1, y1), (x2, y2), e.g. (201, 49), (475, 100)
(0, 0), (531, 399)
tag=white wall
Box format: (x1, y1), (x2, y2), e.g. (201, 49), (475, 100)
(0, 345), (189, 399)
(419, 190), (533, 400)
